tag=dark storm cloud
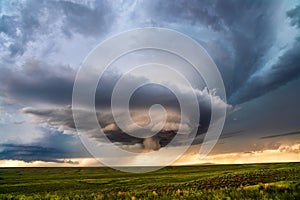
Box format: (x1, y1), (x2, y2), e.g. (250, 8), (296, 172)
(20, 104), (217, 150)
(229, 40), (300, 104)
(0, 60), (227, 150)
(0, 60), (75, 105)
(1, 0), (299, 106)
(0, 129), (90, 163)
(141, 0), (277, 91)
(21, 104), (206, 149)
(0, 0), (113, 57)
(0, 58), (227, 117)
(0, 61), (193, 109)
(0, 60), (177, 109)
(140, 0), (300, 104)
(21, 106), (75, 131)
(215, 1), (279, 96)
(0, 143), (68, 163)
(217, 1), (300, 104)
(0, 60), (130, 107)
(287, 4), (300, 28)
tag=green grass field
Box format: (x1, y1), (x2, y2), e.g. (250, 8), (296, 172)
(0, 163), (299, 199)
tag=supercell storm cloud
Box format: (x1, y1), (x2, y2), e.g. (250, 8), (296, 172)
(0, 0), (299, 165)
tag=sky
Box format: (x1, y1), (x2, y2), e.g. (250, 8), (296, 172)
(0, 0), (300, 167)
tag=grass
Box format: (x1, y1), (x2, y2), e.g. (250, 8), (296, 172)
(0, 162), (299, 199)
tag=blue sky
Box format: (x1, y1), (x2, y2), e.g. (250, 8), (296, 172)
(0, 0), (299, 166)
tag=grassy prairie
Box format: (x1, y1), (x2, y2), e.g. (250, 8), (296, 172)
(0, 162), (299, 199)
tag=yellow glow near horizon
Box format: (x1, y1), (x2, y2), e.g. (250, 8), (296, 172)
(1, 143), (299, 167)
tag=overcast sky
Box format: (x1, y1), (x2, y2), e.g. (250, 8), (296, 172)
(0, 0), (299, 167)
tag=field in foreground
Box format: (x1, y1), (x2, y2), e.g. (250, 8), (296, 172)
(0, 163), (299, 199)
